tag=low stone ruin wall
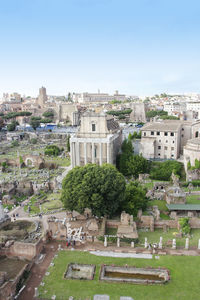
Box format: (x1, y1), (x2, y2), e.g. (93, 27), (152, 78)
(154, 220), (178, 229)
(0, 262), (33, 300)
(0, 238), (44, 260)
(106, 220), (120, 229)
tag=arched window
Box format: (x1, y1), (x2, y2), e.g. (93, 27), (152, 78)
(195, 131), (199, 138)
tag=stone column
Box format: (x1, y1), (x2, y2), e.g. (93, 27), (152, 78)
(172, 239), (176, 249)
(131, 241), (135, 248)
(159, 236), (163, 249)
(70, 142), (74, 167)
(198, 239), (200, 250)
(104, 236), (107, 247)
(73, 142), (76, 167)
(185, 238), (189, 250)
(76, 142), (80, 166)
(99, 143), (102, 165)
(84, 142), (87, 165)
(107, 143), (110, 163)
(92, 143), (95, 163)
(117, 237), (120, 248)
(34, 287), (39, 297)
(144, 237), (148, 248)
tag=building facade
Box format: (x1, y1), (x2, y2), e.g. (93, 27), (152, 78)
(70, 112), (122, 167)
(140, 120), (193, 160)
(37, 86), (47, 108)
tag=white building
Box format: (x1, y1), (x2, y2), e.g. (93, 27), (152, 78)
(140, 120), (193, 160)
(70, 112), (122, 167)
(72, 91), (126, 104)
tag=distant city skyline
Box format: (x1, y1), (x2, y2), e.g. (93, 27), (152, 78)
(1, 0), (200, 97)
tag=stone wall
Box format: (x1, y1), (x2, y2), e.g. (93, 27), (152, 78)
(0, 238), (43, 260)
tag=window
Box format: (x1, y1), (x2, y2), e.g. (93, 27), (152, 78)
(92, 124), (96, 132)
(171, 154), (174, 157)
(195, 131), (199, 138)
(158, 146), (161, 149)
(94, 147), (97, 158)
(157, 131), (160, 135)
(164, 146), (168, 150)
(182, 128), (184, 131)
(151, 131), (154, 135)
(173, 140), (175, 143)
(181, 134), (184, 138)
(158, 153), (160, 156)
(171, 147), (174, 151)
(159, 140), (161, 143)
(143, 132), (146, 136)
(165, 132), (168, 136)
(171, 132), (174, 136)
(166, 140), (168, 143)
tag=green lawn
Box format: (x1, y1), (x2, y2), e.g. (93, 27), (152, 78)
(45, 156), (70, 167)
(186, 194), (200, 204)
(147, 200), (168, 211)
(137, 228), (200, 248)
(39, 250), (200, 300)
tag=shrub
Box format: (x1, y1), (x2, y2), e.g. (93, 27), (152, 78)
(179, 217), (190, 235)
(11, 140), (19, 147)
(30, 138), (37, 144)
(44, 145), (62, 156)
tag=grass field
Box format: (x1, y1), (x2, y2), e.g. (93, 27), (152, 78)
(186, 194), (200, 204)
(39, 250), (200, 300)
(137, 228), (200, 248)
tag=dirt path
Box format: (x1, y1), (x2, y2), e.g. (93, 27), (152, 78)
(19, 241), (62, 300)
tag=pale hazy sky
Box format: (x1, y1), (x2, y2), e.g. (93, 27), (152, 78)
(1, 0), (200, 97)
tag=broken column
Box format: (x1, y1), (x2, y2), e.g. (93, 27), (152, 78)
(172, 239), (176, 249)
(117, 237), (120, 248)
(104, 236), (107, 247)
(131, 241), (134, 248)
(144, 237), (148, 249)
(159, 236), (163, 249)
(185, 238), (189, 250)
(34, 287), (39, 298)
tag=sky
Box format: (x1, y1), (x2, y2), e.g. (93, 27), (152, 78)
(0, 0), (200, 97)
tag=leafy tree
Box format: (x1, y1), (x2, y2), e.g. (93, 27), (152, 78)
(11, 140), (19, 147)
(0, 117), (4, 130)
(160, 115), (179, 120)
(179, 217), (190, 235)
(187, 161), (191, 170)
(44, 145), (62, 156)
(61, 164), (126, 217)
(30, 138), (37, 144)
(122, 182), (148, 216)
(7, 121), (19, 131)
(41, 118), (53, 123)
(118, 139), (149, 178)
(146, 110), (168, 119)
(30, 118), (41, 130)
(194, 159), (200, 169)
(150, 160), (182, 181)
(129, 154), (149, 178)
(66, 135), (70, 152)
(43, 110), (54, 118)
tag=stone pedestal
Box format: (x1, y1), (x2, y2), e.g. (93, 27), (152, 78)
(159, 237), (163, 249)
(117, 237), (120, 248)
(185, 238), (189, 250)
(172, 239), (176, 249)
(104, 236), (107, 247)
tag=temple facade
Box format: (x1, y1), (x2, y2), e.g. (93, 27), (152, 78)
(70, 112), (122, 167)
